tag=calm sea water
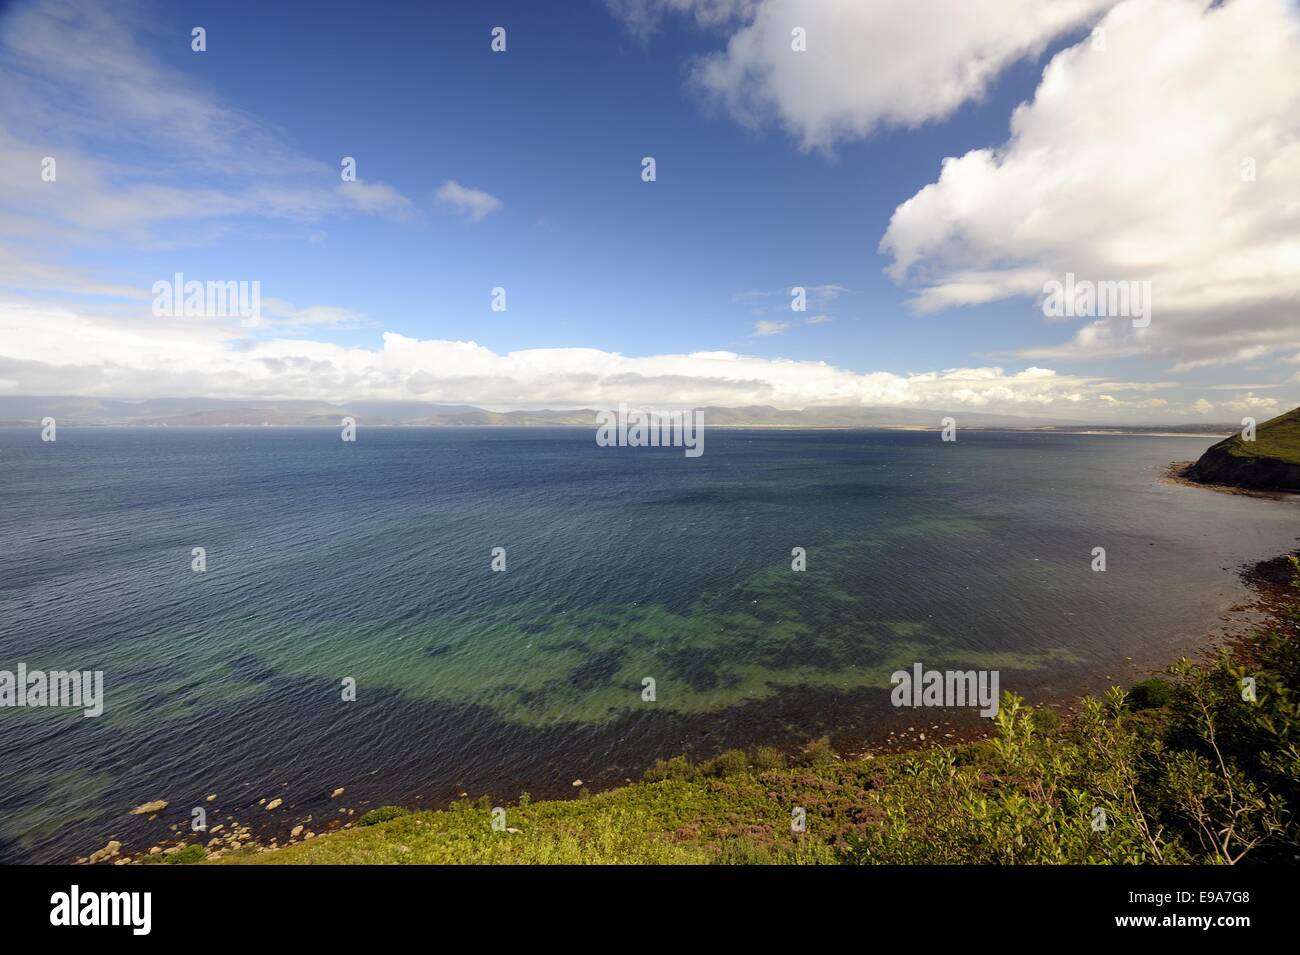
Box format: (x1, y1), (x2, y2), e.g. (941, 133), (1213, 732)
(1, 426), (1296, 862)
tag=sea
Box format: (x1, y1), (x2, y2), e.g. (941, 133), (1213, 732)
(1, 426), (1296, 862)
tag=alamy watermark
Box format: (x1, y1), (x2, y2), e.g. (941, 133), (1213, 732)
(596, 403), (704, 458)
(1042, 272), (1151, 328)
(891, 662), (1000, 718)
(50, 886), (150, 935)
(1, 664), (103, 717)
(152, 272), (261, 327)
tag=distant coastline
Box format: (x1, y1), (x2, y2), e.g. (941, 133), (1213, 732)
(0, 396), (1241, 434)
(0, 421), (1235, 438)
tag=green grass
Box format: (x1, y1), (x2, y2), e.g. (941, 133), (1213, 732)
(220, 563), (1300, 865)
(164, 844), (206, 864)
(1222, 406), (1300, 464)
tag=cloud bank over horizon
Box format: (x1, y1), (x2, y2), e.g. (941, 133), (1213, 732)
(0, 297), (1279, 420)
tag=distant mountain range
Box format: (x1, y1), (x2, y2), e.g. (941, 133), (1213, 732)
(0, 396), (1237, 433)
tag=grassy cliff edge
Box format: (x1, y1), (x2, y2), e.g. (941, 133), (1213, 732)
(1187, 407), (1300, 492)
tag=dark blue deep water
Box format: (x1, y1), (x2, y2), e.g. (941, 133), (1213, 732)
(1, 426), (1296, 862)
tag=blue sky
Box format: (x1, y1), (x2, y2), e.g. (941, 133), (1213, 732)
(2, 0), (1298, 420)
(121, 0), (1054, 367)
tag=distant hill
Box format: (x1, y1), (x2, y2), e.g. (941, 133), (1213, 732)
(0, 395), (1237, 432)
(1186, 406), (1300, 491)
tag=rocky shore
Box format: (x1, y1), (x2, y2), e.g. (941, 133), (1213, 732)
(1183, 407), (1300, 492)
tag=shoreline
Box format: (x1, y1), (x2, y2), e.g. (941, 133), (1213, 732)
(63, 462), (1300, 867)
(216, 544), (1300, 865)
(1164, 459), (1300, 502)
(80, 544), (1299, 865)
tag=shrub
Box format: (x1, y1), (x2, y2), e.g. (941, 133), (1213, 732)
(642, 755), (695, 782)
(794, 736), (837, 768)
(1128, 677), (1173, 710)
(358, 805), (410, 827)
(700, 749), (749, 778)
(750, 746), (787, 771)
(164, 844), (206, 865)
(844, 561), (1300, 868)
(1034, 707), (1063, 732)
(712, 838), (777, 865)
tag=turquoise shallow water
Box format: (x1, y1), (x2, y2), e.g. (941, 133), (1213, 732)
(0, 426), (1296, 861)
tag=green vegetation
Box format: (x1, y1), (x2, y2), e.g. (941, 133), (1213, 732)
(1221, 407), (1300, 464)
(358, 806), (410, 827)
(220, 560), (1300, 865)
(1187, 406), (1300, 491)
(164, 844), (205, 865)
(1126, 677), (1173, 710)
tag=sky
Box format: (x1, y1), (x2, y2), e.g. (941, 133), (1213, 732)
(0, 0), (1297, 421)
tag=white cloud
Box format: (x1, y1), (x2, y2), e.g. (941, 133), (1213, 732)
(1221, 391), (1280, 413)
(0, 0), (414, 244)
(0, 242), (148, 298)
(734, 284), (850, 320)
(622, 0), (1115, 150)
(259, 300), (368, 329)
(339, 181), (415, 219)
(434, 180), (503, 222)
(879, 0), (1300, 370)
(754, 320), (791, 335)
(607, 0), (760, 37)
(1203, 383), (1281, 392)
(0, 296), (1195, 419)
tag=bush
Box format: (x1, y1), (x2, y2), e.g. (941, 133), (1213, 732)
(358, 805), (410, 827)
(1128, 678), (1174, 710)
(794, 736), (837, 768)
(164, 844), (205, 865)
(642, 755), (695, 782)
(712, 838), (777, 865)
(845, 570), (1300, 867)
(1034, 707), (1063, 732)
(750, 746), (787, 771)
(700, 749), (749, 778)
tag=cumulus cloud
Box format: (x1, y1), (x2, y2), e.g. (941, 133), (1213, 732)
(880, 0), (1300, 370)
(1221, 391), (1281, 413)
(613, 0), (1115, 149)
(434, 181), (503, 222)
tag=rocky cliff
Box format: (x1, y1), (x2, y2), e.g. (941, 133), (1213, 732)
(1186, 407), (1300, 492)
